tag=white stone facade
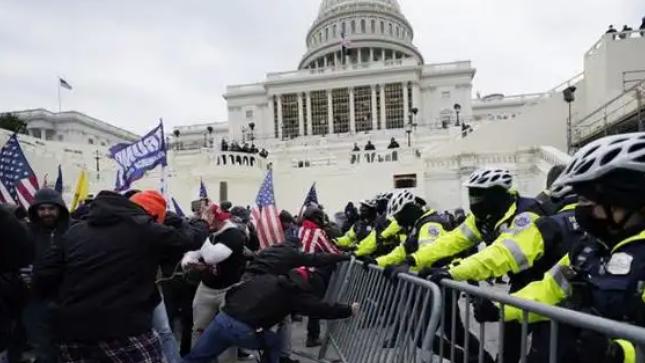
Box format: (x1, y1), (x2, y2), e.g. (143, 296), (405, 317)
(13, 108), (139, 146)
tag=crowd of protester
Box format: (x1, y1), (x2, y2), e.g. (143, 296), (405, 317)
(3, 131), (645, 363)
(221, 139), (269, 159)
(606, 17), (645, 38)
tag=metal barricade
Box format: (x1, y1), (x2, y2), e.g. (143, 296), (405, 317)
(438, 279), (645, 363)
(317, 259), (443, 363)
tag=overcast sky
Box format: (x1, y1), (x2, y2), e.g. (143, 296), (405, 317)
(0, 0), (643, 134)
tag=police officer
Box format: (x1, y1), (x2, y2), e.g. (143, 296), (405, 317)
(378, 190), (491, 362)
(334, 200), (377, 250)
(504, 133), (645, 363)
(368, 190), (452, 269)
(353, 192), (405, 258)
(427, 181), (581, 362)
(400, 168), (544, 363)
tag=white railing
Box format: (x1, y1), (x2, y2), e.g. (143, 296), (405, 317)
(586, 30), (645, 58)
(573, 79), (645, 144)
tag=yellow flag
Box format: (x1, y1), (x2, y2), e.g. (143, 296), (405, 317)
(70, 169), (89, 211)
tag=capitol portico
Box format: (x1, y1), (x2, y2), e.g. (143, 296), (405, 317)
(224, 0), (483, 146)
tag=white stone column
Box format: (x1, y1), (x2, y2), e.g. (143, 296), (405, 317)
(269, 96), (276, 139)
(369, 48), (374, 63)
(380, 84), (387, 129)
(349, 87), (356, 133)
(334, 52), (339, 67)
(324, 56), (328, 68)
(306, 92), (313, 136)
(327, 90), (334, 135)
(298, 93), (304, 137)
(381, 48), (385, 61)
(276, 95), (283, 140)
(371, 85), (378, 131)
(403, 82), (409, 126)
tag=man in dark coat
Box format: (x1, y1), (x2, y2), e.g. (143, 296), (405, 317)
(22, 188), (70, 363)
(34, 190), (203, 363)
(0, 204), (33, 359)
(184, 268), (358, 363)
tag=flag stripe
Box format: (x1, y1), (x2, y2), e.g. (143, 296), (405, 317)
(0, 182), (13, 204)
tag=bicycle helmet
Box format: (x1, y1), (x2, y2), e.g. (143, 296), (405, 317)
(552, 133), (645, 208)
(464, 168), (513, 190)
(555, 133), (645, 186)
(386, 190), (416, 218)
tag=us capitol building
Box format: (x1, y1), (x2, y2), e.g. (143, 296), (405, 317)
(5, 0), (645, 213)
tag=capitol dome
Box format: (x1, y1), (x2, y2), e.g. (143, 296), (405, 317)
(299, 0), (423, 69)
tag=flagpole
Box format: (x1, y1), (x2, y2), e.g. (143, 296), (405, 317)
(57, 79), (61, 112)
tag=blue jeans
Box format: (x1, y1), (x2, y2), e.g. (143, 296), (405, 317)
(183, 313), (281, 363)
(152, 301), (181, 363)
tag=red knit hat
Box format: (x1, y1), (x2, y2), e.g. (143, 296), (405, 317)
(130, 190), (167, 223)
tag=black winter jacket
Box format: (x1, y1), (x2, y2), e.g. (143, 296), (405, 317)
(27, 188), (70, 266)
(0, 205), (32, 350)
(222, 273), (352, 329)
(243, 244), (349, 279)
(33, 191), (206, 342)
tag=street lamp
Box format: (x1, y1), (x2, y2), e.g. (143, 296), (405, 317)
(173, 129), (181, 150)
(248, 122), (256, 146)
(405, 108), (418, 147)
(563, 86), (577, 153)
(453, 103), (462, 127)
(94, 150), (100, 181)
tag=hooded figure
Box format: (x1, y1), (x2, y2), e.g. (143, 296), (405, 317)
(28, 188), (70, 263)
(23, 188), (70, 363)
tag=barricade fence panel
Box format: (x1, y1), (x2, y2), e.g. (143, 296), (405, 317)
(317, 259), (443, 363)
(292, 260), (645, 363)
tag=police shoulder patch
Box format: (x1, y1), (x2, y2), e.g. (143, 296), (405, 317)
(606, 252), (633, 275)
(513, 213), (532, 228)
(427, 225), (441, 237)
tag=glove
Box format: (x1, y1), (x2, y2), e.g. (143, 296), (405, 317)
(473, 298), (500, 323)
(181, 251), (205, 272)
(383, 264), (410, 280)
(359, 256), (377, 271)
(164, 211), (184, 228)
(420, 268), (452, 284)
(576, 331), (624, 363)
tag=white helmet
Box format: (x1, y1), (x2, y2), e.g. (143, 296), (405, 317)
(464, 168), (513, 190)
(387, 190), (416, 218)
(554, 133), (645, 187)
(548, 183), (574, 200)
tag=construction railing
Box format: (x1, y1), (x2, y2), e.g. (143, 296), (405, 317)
(309, 259), (645, 363)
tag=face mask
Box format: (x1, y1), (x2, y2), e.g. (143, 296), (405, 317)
(575, 204), (642, 246)
(395, 204), (422, 228)
(468, 187), (512, 223)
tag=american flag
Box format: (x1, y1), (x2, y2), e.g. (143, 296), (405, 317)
(251, 170), (285, 249)
(0, 134), (39, 208)
(340, 32), (352, 56)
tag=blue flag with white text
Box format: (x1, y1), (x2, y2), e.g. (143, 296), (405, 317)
(110, 121), (167, 191)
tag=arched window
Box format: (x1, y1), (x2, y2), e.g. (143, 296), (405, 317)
(396, 26), (400, 38)
(333, 24), (337, 37)
(360, 19), (366, 33)
(389, 23), (393, 35)
(341, 22), (346, 35)
(371, 19), (375, 33)
(351, 20), (356, 33)
(380, 21), (385, 33)
(325, 27), (329, 41)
